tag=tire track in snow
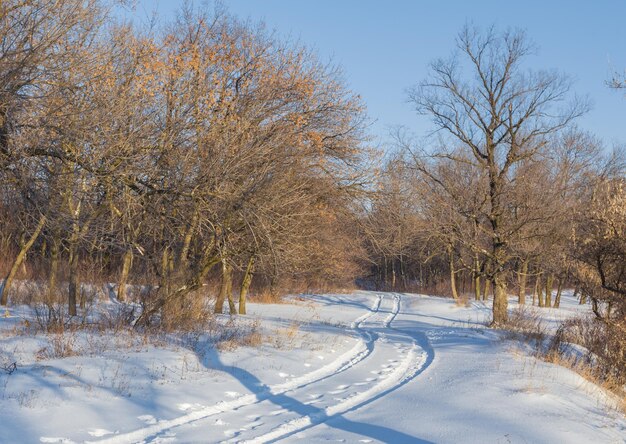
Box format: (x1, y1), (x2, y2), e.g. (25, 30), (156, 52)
(382, 292), (400, 328)
(89, 294), (386, 444)
(350, 293), (382, 329)
(239, 293), (432, 444)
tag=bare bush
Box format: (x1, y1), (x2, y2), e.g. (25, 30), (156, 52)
(35, 331), (77, 360)
(502, 306), (548, 344)
(550, 317), (626, 390)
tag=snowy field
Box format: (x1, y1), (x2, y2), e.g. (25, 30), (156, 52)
(0, 291), (624, 443)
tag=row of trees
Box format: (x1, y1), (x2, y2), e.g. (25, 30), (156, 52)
(0, 1), (367, 326)
(0, 2), (623, 332)
(363, 26), (625, 328)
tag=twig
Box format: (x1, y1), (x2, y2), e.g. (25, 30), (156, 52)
(2, 362), (17, 375)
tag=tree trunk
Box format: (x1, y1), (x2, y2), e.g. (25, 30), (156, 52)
(0, 215), (46, 305)
(214, 260), (230, 314)
(474, 257), (481, 301)
(79, 283), (86, 310)
(483, 279), (490, 301)
(153, 247), (171, 324)
(578, 288), (587, 305)
(117, 249), (133, 302)
(66, 175), (86, 316)
(179, 210), (198, 268)
(537, 275), (544, 308)
(492, 274), (508, 326)
(48, 239), (59, 303)
(225, 262), (236, 315)
(449, 247), (459, 300)
(238, 256), (255, 315)
(474, 273), (481, 301)
(400, 255), (407, 290)
(592, 298), (601, 319)
(68, 242), (79, 316)
(545, 274), (553, 308)
(160, 247), (171, 295)
(553, 278), (563, 308)
(518, 259), (528, 305)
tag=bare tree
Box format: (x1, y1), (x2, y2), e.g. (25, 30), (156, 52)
(0, 1), (369, 327)
(0, 0), (106, 306)
(407, 25), (586, 325)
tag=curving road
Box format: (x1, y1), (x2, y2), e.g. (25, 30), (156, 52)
(92, 293), (433, 444)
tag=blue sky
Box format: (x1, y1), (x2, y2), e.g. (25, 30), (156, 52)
(131, 1), (626, 148)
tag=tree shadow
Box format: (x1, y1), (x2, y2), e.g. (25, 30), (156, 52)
(192, 330), (434, 443)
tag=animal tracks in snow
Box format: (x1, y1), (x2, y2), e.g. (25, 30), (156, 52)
(88, 293), (433, 444)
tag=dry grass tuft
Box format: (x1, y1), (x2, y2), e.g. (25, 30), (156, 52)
(548, 316), (626, 412)
(216, 319), (263, 351)
(271, 321), (301, 349)
(503, 307), (626, 415)
(542, 348), (626, 415)
(249, 289), (284, 304)
(454, 293), (472, 307)
(502, 305), (547, 344)
(35, 331), (78, 360)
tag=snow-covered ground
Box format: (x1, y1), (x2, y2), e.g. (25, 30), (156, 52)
(0, 291), (624, 443)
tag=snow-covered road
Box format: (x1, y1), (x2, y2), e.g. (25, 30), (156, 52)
(93, 293), (432, 443)
(1, 291), (625, 443)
